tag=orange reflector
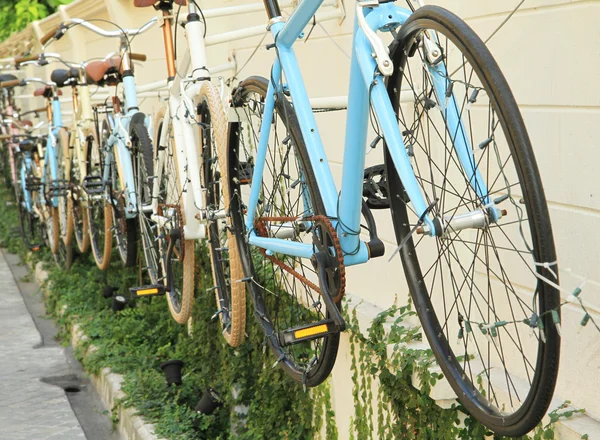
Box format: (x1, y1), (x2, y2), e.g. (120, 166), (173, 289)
(137, 288), (159, 296)
(32, 246), (40, 251)
(294, 324), (328, 339)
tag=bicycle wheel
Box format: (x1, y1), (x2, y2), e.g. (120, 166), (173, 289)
(154, 109), (194, 324)
(43, 151), (60, 256)
(133, 123), (160, 284)
(70, 131), (92, 254)
(56, 129), (73, 247)
(87, 116), (112, 270)
(228, 76), (339, 387)
(103, 118), (137, 267)
(16, 158), (43, 250)
(385, 6), (559, 436)
(199, 82), (246, 347)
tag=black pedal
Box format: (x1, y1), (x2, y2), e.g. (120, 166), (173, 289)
(47, 179), (70, 197)
(237, 158), (254, 185)
(363, 164), (390, 209)
(82, 175), (103, 195)
(129, 284), (166, 297)
(278, 319), (337, 346)
(25, 176), (41, 192)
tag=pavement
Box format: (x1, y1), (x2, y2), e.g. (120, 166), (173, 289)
(0, 250), (116, 440)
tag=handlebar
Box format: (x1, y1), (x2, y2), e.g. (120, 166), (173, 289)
(40, 24), (64, 45)
(41, 17), (158, 47)
(130, 53), (147, 62)
(14, 54), (39, 66)
(0, 79), (22, 88)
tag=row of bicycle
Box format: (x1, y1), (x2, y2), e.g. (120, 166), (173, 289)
(0, 0), (564, 436)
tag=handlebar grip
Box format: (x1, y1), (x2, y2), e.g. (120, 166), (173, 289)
(130, 53), (147, 62)
(0, 79), (22, 88)
(14, 54), (39, 66)
(40, 25), (60, 45)
(0, 134), (11, 141)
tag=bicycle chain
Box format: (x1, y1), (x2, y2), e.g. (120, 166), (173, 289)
(254, 215), (346, 303)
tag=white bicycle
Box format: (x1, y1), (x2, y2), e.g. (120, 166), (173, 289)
(131, 0), (245, 343)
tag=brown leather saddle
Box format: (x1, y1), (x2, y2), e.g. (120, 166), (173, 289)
(85, 56), (128, 86)
(33, 86), (61, 98)
(134, 0), (186, 7)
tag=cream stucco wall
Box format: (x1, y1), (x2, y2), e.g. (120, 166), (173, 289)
(5, 0), (599, 437)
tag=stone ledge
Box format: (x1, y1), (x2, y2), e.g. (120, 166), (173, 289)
(36, 264), (164, 440)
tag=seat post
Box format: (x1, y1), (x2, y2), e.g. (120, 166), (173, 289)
(161, 9), (176, 80)
(263, 0), (282, 20)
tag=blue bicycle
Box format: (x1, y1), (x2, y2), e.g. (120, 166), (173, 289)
(227, 1), (559, 436)
(6, 71), (71, 267)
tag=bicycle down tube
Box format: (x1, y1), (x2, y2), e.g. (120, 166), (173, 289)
(248, 0), (499, 266)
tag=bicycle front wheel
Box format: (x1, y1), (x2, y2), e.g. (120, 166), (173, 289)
(228, 76), (339, 387)
(385, 6), (559, 436)
(154, 108), (194, 324)
(199, 82), (246, 348)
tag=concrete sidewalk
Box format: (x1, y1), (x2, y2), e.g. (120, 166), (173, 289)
(0, 251), (85, 440)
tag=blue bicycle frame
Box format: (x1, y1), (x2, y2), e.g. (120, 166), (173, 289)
(22, 96), (62, 213)
(101, 72), (151, 219)
(246, 1), (499, 267)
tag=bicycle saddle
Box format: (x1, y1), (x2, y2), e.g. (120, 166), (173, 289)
(33, 86), (61, 98)
(0, 74), (17, 83)
(85, 56), (128, 86)
(134, 0), (186, 7)
(50, 68), (79, 88)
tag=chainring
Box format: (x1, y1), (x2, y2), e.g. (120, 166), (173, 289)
(254, 215), (346, 303)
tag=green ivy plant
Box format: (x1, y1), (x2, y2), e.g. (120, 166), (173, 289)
(344, 299), (588, 440)
(0, 186), (588, 439)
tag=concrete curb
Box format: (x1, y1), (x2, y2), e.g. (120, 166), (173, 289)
(34, 262), (164, 440)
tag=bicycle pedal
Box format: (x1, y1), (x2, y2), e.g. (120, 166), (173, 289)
(82, 175), (103, 195)
(47, 179), (70, 197)
(278, 319), (337, 346)
(363, 164), (391, 209)
(25, 176), (41, 192)
(129, 284), (166, 297)
(237, 159), (254, 185)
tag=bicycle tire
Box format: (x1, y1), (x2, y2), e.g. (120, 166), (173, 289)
(44, 152), (60, 256)
(199, 81), (246, 347)
(385, 6), (559, 436)
(56, 128), (73, 247)
(87, 116), (112, 270)
(99, 119), (137, 268)
(71, 131), (93, 254)
(16, 158), (44, 250)
(133, 123), (160, 284)
(228, 76), (339, 387)
(154, 108), (194, 324)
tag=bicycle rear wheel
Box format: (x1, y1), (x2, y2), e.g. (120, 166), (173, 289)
(385, 6), (559, 436)
(87, 114), (112, 270)
(228, 76), (339, 387)
(199, 82), (246, 347)
(103, 118), (137, 268)
(154, 109), (194, 324)
(133, 123), (160, 284)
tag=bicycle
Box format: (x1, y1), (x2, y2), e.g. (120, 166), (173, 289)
(227, 0), (559, 436)
(39, 18), (155, 270)
(129, 0), (246, 338)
